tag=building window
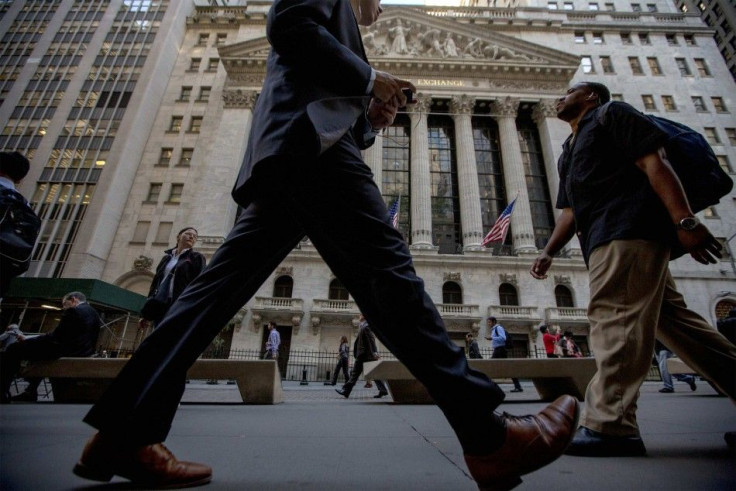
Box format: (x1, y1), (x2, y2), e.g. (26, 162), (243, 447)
(499, 283), (519, 306)
(563, 2), (573, 9)
(189, 57), (201, 71)
(328, 278), (349, 300)
(692, 96), (707, 112)
(726, 128), (736, 145)
(131, 221), (150, 244)
(604, 2), (615, 10)
(642, 94), (656, 111)
(711, 97), (728, 113)
(629, 57), (643, 75)
(216, 33), (228, 46)
(169, 116), (183, 132)
(145, 183), (162, 203)
(167, 183), (184, 204)
(382, 115), (411, 241)
(661, 95), (677, 111)
(178, 86), (192, 102)
(666, 34), (678, 46)
(428, 113), (461, 255)
(621, 32), (632, 44)
(519, 114), (555, 250)
(704, 128), (721, 145)
(206, 58), (219, 72)
(575, 32), (586, 44)
(716, 155), (731, 173)
(442, 281), (463, 304)
(548, 1), (558, 8)
(601, 56), (615, 73)
(638, 32), (650, 44)
(189, 116), (203, 133)
(588, 2), (599, 9)
(684, 34), (696, 46)
(473, 115), (508, 248)
(273, 276), (293, 298)
(198, 86), (211, 102)
(555, 285), (574, 307)
(631, 3), (641, 11)
(611, 93), (624, 101)
(592, 32), (604, 44)
(646, 3), (657, 12)
(158, 148), (173, 166)
(154, 221), (173, 245)
(581, 56), (594, 73)
(647, 57), (662, 75)
(693, 58), (711, 76)
(197, 33), (209, 46)
(179, 148), (194, 166)
(675, 58), (691, 76)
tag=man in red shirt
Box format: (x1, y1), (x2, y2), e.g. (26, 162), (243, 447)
(540, 325), (560, 358)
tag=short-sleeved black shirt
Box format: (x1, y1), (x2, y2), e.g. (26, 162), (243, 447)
(556, 101), (673, 262)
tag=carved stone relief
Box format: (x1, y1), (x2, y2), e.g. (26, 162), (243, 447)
(499, 273), (517, 285)
(361, 20), (543, 63)
(133, 255), (153, 272)
(222, 89), (257, 109)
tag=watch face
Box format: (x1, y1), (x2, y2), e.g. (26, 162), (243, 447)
(680, 217), (699, 230)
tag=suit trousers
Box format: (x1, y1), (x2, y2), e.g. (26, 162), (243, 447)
(342, 358), (387, 395)
(1, 336), (63, 398)
(84, 133), (505, 455)
(582, 240), (736, 436)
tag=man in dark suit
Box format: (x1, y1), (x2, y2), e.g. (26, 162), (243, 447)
(73, 1), (579, 489)
(0, 291), (102, 403)
(336, 314), (388, 398)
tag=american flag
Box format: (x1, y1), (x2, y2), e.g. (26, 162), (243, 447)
(481, 198), (516, 246)
(388, 196), (401, 229)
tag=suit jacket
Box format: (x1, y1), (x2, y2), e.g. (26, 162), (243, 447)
(232, 0), (376, 206)
(148, 248), (207, 303)
(45, 302), (103, 357)
(354, 323), (379, 362)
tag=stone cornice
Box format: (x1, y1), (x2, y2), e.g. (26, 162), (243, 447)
(222, 89), (258, 109)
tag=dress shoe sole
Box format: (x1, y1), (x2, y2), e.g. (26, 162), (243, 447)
(73, 462), (212, 489)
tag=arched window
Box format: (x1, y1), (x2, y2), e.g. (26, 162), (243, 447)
(499, 283), (519, 306)
(273, 275), (293, 298)
(555, 285), (574, 307)
(328, 278), (349, 300)
(442, 281), (463, 304)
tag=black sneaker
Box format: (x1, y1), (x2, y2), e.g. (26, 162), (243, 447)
(373, 391), (388, 398)
(687, 379), (697, 391)
(659, 387), (674, 393)
(565, 427), (647, 457)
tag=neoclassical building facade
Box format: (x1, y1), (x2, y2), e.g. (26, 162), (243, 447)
(1, 1), (734, 360)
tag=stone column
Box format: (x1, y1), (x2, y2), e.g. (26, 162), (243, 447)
(532, 99), (582, 256)
(490, 97), (536, 253)
(450, 95), (484, 251)
(364, 134), (383, 189)
(408, 94), (434, 249)
(185, 89), (256, 245)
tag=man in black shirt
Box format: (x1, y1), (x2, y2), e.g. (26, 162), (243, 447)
(530, 81), (736, 457)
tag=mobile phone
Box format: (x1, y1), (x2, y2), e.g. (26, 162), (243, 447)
(402, 88), (415, 104)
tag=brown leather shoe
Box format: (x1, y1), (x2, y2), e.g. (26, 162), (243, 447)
(73, 433), (212, 488)
(464, 395), (580, 490)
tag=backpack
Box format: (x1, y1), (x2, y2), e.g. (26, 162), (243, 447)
(645, 114), (732, 213)
(0, 186), (41, 279)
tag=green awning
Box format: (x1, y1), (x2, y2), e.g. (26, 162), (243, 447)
(5, 278), (146, 313)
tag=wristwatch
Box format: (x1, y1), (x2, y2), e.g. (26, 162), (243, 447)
(676, 216), (700, 231)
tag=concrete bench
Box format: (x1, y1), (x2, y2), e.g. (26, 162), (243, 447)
(19, 358), (283, 405)
(363, 358), (598, 404)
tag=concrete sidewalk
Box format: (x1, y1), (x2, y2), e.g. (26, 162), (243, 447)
(1, 381), (734, 490)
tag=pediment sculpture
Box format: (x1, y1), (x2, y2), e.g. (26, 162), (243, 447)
(362, 19), (543, 63)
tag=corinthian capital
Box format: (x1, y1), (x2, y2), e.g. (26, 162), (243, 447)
(490, 97), (520, 118)
(532, 99), (559, 123)
(408, 93), (432, 115)
(450, 95), (475, 116)
(222, 89), (258, 109)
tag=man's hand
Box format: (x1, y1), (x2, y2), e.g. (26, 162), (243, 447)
(678, 225), (722, 264)
(372, 70), (415, 106)
(530, 251), (553, 279)
(367, 97), (399, 130)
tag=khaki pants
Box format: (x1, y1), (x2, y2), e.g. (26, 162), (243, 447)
(582, 240), (736, 436)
